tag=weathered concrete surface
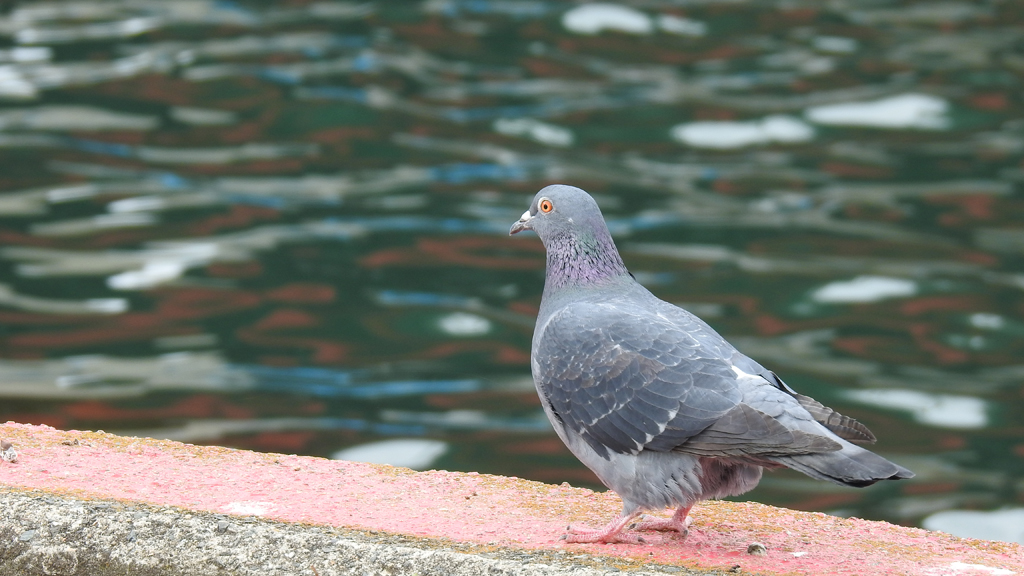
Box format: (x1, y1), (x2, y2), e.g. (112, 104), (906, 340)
(0, 490), (701, 576)
(1, 422), (1021, 576)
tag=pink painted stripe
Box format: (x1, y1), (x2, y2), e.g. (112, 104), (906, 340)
(1, 422), (1020, 576)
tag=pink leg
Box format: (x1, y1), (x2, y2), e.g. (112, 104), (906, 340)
(562, 511), (646, 544)
(629, 505), (693, 536)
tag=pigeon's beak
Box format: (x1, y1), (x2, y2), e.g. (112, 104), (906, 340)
(509, 210), (532, 235)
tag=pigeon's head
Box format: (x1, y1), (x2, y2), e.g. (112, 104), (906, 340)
(509, 185), (608, 244)
(510, 184), (629, 285)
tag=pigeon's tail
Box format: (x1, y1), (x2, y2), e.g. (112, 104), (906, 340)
(771, 440), (914, 488)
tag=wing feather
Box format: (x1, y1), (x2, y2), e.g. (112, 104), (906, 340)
(535, 301), (839, 459)
(793, 393), (877, 444)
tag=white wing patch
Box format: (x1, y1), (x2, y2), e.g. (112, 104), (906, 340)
(731, 365), (762, 382)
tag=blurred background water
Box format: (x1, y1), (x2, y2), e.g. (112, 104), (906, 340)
(0, 0), (1022, 544)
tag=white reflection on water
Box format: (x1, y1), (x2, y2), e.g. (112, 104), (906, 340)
(562, 4), (653, 36)
(843, 389), (988, 429)
(657, 14), (706, 37)
(2, 222), (366, 288)
(0, 283), (128, 314)
(805, 93), (951, 130)
(331, 438), (448, 470)
(968, 313), (1005, 330)
(561, 3), (707, 38)
(168, 106), (237, 126)
(108, 259), (191, 290)
(31, 212), (157, 237)
(0, 105), (157, 131)
(17, 16), (162, 44)
(625, 244), (1021, 290)
(811, 276), (918, 304)
(437, 312), (492, 337)
(924, 508), (1024, 545)
(493, 118), (574, 148)
(670, 115), (814, 149)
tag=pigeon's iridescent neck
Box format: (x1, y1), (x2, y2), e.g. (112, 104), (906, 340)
(543, 231), (630, 291)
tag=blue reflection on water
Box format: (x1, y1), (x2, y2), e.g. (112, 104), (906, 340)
(246, 364), (481, 399)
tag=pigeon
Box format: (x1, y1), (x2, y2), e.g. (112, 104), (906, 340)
(510, 184), (913, 544)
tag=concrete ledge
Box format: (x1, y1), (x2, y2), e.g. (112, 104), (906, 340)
(1, 423), (1021, 576)
(1, 490), (686, 576)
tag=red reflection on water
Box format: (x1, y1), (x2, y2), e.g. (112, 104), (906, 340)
(424, 392), (540, 410)
(0, 283), (340, 356)
(821, 162), (895, 179)
(73, 130), (146, 144)
(781, 492), (862, 511)
(156, 288), (263, 320)
(64, 394), (255, 421)
(306, 126), (376, 144)
(507, 303), (539, 317)
(0, 311), (101, 326)
(250, 309), (320, 330)
(266, 283), (336, 303)
(1, 414), (67, 429)
(899, 296), (985, 316)
(6, 321), (197, 350)
(932, 195), (1003, 229)
(186, 205), (281, 235)
(361, 236), (544, 270)
(907, 324), (971, 364)
(523, 467), (601, 485)
(843, 204), (906, 222)
(753, 314), (832, 336)
(207, 261), (264, 278)
(90, 74), (202, 107)
(230, 431), (318, 452)
(418, 341), (530, 365)
(969, 92), (1009, 111)
(236, 308), (349, 364)
(903, 482), (963, 496)
(936, 435), (968, 450)
(0, 228), (60, 248)
(832, 334), (968, 365)
(501, 438), (569, 455)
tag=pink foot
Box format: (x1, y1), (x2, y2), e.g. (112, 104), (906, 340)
(629, 505), (693, 537)
(562, 526), (646, 544)
(561, 512), (646, 544)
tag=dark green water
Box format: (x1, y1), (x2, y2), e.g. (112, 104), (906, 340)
(0, 0), (1022, 543)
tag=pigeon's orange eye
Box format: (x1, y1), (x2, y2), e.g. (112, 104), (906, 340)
(540, 199), (553, 213)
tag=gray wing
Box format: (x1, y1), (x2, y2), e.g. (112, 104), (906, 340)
(534, 301), (841, 460)
(739, 360), (877, 444)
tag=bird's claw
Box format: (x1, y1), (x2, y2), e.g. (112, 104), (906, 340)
(629, 514), (693, 536)
(562, 532), (647, 545)
(563, 525), (648, 545)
